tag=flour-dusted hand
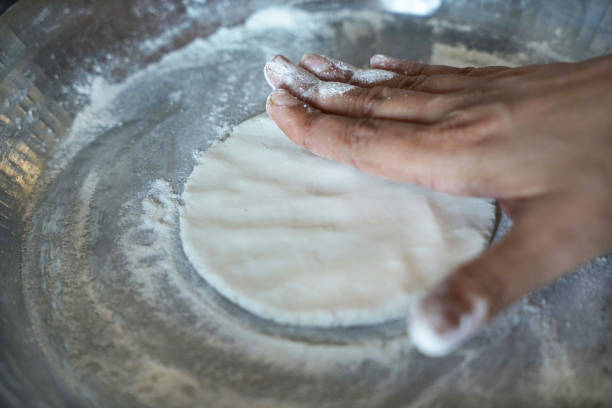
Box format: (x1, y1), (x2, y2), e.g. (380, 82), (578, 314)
(264, 52), (612, 356)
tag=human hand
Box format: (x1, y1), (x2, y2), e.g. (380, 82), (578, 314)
(263, 52), (612, 356)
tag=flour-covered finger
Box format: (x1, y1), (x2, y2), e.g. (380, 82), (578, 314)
(265, 55), (460, 122)
(266, 88), (419, 174)
(299, 53), (406, 88)
(265, 89), (491, 195)
(301, 53), (479, 93)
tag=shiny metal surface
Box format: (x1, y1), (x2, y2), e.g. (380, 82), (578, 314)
(1, 1), (611, 407)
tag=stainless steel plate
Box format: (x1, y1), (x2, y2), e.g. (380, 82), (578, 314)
(1, 1), (611, 407)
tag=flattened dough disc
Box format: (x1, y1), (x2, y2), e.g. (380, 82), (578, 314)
(180, 114), (495, 327)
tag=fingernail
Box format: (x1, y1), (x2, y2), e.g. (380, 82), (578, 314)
(408, 294), (488, 357)
(265, 55), (318, 94)
(264, 55), (293, 89)
(300, 53), (332, 74)
(268, 89), (299, 107)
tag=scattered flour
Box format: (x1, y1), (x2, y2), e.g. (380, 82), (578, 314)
(71, 77), (126, 136)
(430, 42), (520, 67)
(73, 170), (98, 254)
(139, 21), (192, 54)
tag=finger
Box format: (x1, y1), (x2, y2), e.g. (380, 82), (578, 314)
(265, 55), (460, 122)
(371, 54), (510, 77)
(266, 88), (426, 176)
(299, 53), (405, 87)
(266, 88), (489, 196)
(300, 53), (478, 93)
(408, 196), (597, 357)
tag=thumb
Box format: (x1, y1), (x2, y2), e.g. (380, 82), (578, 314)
(408, 197), (596, 357)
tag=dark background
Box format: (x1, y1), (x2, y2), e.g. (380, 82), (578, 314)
(0, 0), (17, 15)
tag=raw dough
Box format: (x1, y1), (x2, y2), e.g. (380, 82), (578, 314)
(180, 114), (494, 327)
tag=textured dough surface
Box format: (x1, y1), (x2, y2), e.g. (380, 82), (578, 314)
(180, 114), (494, 327)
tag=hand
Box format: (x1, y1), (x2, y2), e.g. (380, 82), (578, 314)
(263, 52), (612, 356)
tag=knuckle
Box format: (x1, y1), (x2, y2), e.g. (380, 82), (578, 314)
(396, 76), (413, 88)
(398, 74), (428, 90)
(351, 86), (388, 116)
(415, 75), (447, 92)
(442, 103), (510, 143)
(339, 118), (378, 166)
(399, 61), (426, 76)
(409, 75), (429, 90)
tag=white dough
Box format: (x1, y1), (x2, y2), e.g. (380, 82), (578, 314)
(180, 114), (495, 327)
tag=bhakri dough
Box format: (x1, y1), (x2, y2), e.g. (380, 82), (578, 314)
(180, 114), (495, 327)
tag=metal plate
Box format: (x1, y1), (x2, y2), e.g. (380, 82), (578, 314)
(1, 1), (611, 407)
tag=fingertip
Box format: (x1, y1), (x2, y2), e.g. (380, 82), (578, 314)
(265, 89), (320, 154)
(299, 53), (332, 74)
(408, 291), (489, 357)
(370, 54), (393, 67)
(264, 54), (294, 89)
(299, 53), (320, 65)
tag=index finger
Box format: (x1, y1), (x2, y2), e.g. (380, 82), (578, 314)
(266, 88), (490, 197)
